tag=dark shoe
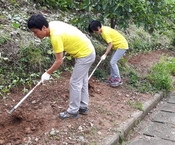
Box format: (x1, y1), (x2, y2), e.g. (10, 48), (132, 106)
(79, 108), (88, 115)
(59, 111), (79, 119)
(110, 78), (123, 87)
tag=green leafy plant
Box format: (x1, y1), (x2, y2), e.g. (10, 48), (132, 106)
(127, 70), (140, 87)
(0, 36), (10, 45)
(36, 0), (78, 11)
(147, 56), (175, 92)
(12, 22), (20, 29)
(92, 69), (106, 80)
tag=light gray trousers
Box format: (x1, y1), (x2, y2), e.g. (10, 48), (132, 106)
(67, 51), (96, 114)
(110, 49), (127, 78)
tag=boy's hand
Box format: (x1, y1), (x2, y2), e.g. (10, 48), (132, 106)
(101, 54), (106, 60)
(41, 72), (50, 83)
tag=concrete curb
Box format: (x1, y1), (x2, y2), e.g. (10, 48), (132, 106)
(102, 92), (166, 145)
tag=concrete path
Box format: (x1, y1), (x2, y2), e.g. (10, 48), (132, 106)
(125, 92), (175, 145)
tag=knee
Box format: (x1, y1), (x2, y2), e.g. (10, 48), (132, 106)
(69, 79), (76, 87)
(110, 60), (116, 66)
(69, 79), (82, 90)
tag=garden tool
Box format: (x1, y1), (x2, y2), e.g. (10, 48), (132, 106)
(8, 80), (42, 114)
(88, 58), (103, 80)
(8, 56), (66, 114)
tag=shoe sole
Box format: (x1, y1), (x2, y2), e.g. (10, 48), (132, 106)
(59, 115), (79, 119)
(110, 82), (123, 87)
(59, 112), (79, 119)
(79, 112), (88, 115)
(104, 81), (111, 84)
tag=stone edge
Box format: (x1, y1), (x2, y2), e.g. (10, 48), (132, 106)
(101, 91), (166, 145)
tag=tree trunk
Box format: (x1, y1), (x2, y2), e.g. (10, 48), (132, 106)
(110, 18), (116, 28)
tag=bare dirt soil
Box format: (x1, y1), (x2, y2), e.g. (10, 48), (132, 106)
(0, 49), (174, 145)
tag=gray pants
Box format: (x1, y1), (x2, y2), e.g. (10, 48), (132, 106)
(67, 52), (96, 114)
(110, 49), (127, 78)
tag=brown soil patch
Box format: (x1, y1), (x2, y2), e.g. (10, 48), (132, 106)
(0, 49), (174, 145)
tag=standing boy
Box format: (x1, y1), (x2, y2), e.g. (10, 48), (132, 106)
(88, 20), (128, 87)
(27, 14), (96, 119)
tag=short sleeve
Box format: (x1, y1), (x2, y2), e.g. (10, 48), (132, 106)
(51, 35), (64, 53)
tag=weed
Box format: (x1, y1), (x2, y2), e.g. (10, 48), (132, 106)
(121, 55), (175, 94)
(106, 111), (113, 115)
(93, 69), (106, 80)
(127, 100), (143, 111)
(119, 134), (125, 144)
(90, 126), (98, 136)
(127, 71), (139, 86)
(113, 121), (118, 126)
(147, 56), (175, 92)
(52, 70), (62, 79)
(12, 22), (20, 29)
(0, 36), (9, 45)
(98, 107), (105, 114)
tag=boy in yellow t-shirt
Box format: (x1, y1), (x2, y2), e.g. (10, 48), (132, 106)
(27, 14), (95, 119)
(88, 20), (128, 87)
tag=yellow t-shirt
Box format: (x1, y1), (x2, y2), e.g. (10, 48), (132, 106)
(49, 21), (94, 58)
(101, 26), (128, 50)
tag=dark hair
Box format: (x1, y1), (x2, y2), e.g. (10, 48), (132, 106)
(27, 14), (49, 30)
(88, 20), (102, 33)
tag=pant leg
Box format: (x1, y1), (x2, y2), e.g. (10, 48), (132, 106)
(110, 49), (126, 78)
(67, 52), (95, 113)
(110, 52), (115, 77)
(80, 70), (89, 108)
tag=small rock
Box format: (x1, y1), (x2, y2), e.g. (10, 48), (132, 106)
(0, 140), (5, 144)
(31, 100), (36, 104)
(35, 138), (39, 142)
(68, 137), (72, 140)
(77, 136), (85, 142)
(98, 131), (102, 135)
(126, 94), (129, 97)
(96, 88), (101, 94)
(78, 126), (83, 131)
(67, 124), (71, 128)
(25, 127), (32, 134)
(89, 122), (94, 127)
(50, 128), (56, 135)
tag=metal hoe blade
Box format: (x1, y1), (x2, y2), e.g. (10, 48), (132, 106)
(8, 80), (42, 114)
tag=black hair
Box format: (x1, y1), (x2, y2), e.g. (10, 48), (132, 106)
(27, 13), (49, 30)
(88, 20), (102, 33)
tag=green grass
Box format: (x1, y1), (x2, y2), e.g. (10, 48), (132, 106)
(127, 100), (143, 111)
(147, 56), (175, 92)
(120, 55), (175, 94)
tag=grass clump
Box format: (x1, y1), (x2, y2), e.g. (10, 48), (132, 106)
(121, 56), (175, 94)
(147, 56), (175, 92)
(127, 100), (143, 111)
(122, 66), (154, 93)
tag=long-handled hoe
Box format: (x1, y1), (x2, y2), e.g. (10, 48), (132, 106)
(8, 56), (66, 114)
(88, 58), (103, 80)
(8, 80), (42, 114)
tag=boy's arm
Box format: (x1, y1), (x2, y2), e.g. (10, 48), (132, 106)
(101, 42), (112, 60)
(104, 42), (112, 55)
(41, 52), (64, 83)
(46, 52), (64, 74)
